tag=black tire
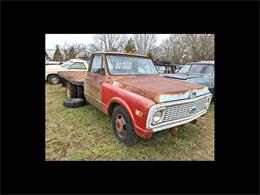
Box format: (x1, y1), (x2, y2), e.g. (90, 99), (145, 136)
(112, 105), (136, 146)
(63, 98), (85, 108)
(48, 75), (61, 85)
(66, 82), (77, 99)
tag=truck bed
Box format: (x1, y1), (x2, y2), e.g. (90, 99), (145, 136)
(58, 71), (86, 86)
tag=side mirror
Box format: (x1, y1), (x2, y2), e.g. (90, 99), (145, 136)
(100, 68), (105, 75)
(96, 68), (105, 75)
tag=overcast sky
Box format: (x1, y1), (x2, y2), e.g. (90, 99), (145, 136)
(45, 34), (172, 49)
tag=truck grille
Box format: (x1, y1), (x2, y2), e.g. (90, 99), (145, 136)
(162, 97), (208, 122)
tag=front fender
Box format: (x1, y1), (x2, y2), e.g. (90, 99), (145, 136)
(102, 83), (155, 137)
(107, 97), (135, 123)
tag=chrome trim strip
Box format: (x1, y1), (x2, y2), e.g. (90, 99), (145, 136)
(146, 93), (212, 132)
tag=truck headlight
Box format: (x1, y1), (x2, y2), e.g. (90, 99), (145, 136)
(152, 107), (166, 125)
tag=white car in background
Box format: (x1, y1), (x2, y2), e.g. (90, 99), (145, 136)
(45, 59), (88, 84)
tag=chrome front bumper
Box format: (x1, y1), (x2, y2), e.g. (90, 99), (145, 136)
(146, 93), (212, 132)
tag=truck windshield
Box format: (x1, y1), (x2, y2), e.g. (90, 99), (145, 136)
(60, 60), (74, 68)
(106, 55), (158, 75)
(189, 65), (214, 75)
(178, 65), (191, 73)
(178, 64), (213, 75)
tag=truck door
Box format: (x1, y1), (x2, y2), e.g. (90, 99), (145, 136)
(85, 55), (104, 111)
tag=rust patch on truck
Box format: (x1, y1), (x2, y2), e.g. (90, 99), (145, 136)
(110, 75), (205, 103)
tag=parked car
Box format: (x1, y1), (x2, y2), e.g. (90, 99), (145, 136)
(45, 59), (88, 84)
(176, 64), (185, 72)
(154, 61), (177, 74)
(58, 52), (212, 145)
(162, 61), (215, 96)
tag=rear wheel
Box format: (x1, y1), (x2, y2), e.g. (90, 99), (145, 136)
(48, 75), (61, 85)
(66, 82), (77, 99)
(112, 105), (136, 146)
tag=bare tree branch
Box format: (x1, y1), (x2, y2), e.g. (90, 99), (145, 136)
(133, 34), (157, 54)
(93, 34), (127, 51)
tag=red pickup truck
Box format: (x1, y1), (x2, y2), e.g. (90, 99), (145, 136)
(58, 52), (212, 145)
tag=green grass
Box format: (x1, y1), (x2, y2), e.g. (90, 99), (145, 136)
(45, 83), (215, 161)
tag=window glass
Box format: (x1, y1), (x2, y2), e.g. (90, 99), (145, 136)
(189, 65), (214, 75)
(60, 60), (74, 68)
(106, 55), (158, 75)
(91, 56), (103, 73)
(178, 65), (191, 73)
(155, 66), (166, 73)
(69, 62), (86, 69)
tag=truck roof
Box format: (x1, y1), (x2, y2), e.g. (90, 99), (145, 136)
(92, 51), (149, 58)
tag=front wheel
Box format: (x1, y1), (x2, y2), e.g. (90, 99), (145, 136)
(112, 105), (136, 146)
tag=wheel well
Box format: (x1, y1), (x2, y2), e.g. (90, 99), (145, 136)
(108, 102), (121, 116)
(47, 74), (59, 80)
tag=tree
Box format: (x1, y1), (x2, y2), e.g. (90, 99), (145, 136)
(150, 46), (162, 62)
(62, 43), (87, 60)
(159, 34), (184, 63)
(198, 34), (214, 60)
(181, 34), (214, 62)
(146, 51), (154, 61)
(159, 34), (214, 64)
(87, 43), (99, 54)
(93, 34), (127, 51)
(45, 50), (50, 60)
(53, 45), (63, 61)
(124, 38), (136, 53)
(133, 34), (157, 54)
(78, 53), (90, 61)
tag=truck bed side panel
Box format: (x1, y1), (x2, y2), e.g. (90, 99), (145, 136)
(58, 71), (86, 86)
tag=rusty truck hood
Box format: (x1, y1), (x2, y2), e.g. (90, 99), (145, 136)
(112, 75), (209, 103)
